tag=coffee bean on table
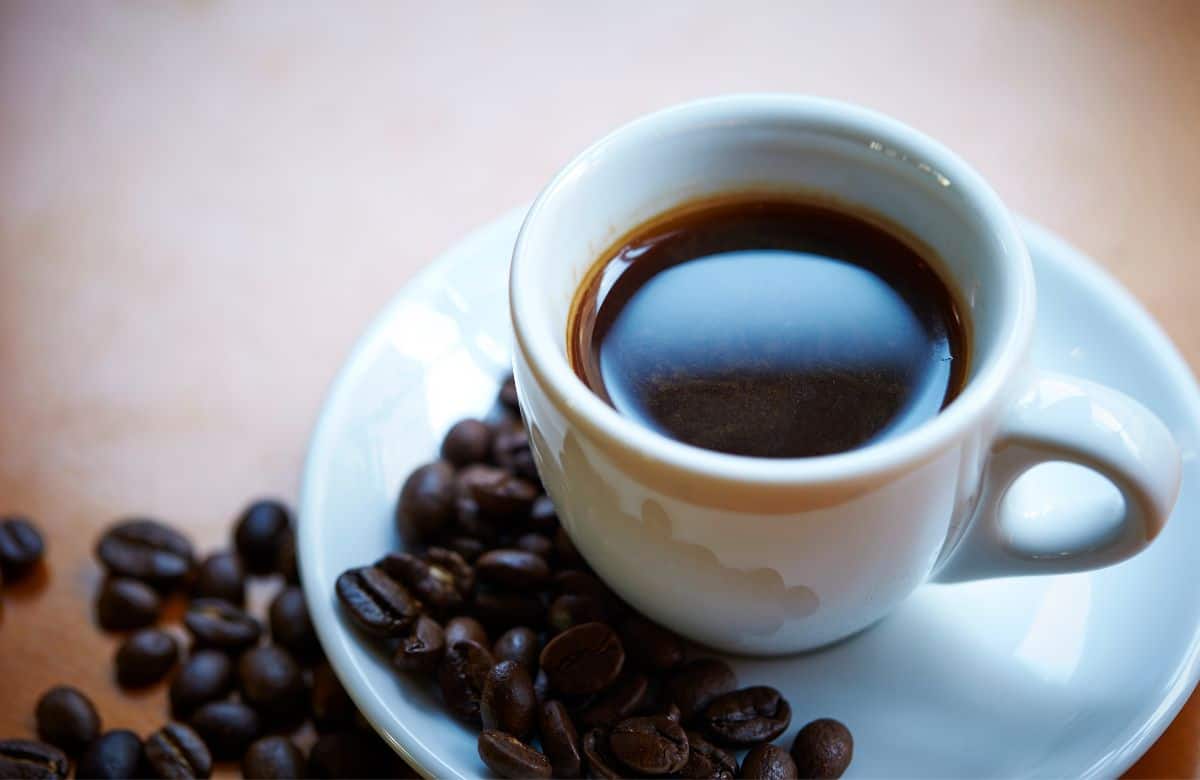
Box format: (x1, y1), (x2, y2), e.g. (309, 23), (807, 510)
(311, 662), (355, 731)
(480, 660), (536, 738)
(188, 700), (260, 761)
(665, 658), (738, 723)
(444, 616), (488, 648)
(741, 742), (799, 779)
(539, 621), (625, 696)
(375, 550), (469, 614)
(577, 673), (649, 729)
(190, 551), (244, 606)
(335, 565), (420, 637)
(581, 728), (622, 779)
(142, 722), (212, 779)
(396, 461), (457, 541)
(115, 628), (179, 688)
(184, 599), (262, 651)
(169, 650), (234, 718)
(234, 499), (292, 574)
(269, 586), (319, 659)
(95, 577), (161, 631)
(493, 626), (539, 672)
(790, 718), (853, 779)
(0, 739), (69, 780)
(678, 730), (738, 779)
(242, 736), (306, 780)
(476, 549), (550, 590)
(703, 686), (792, 746)
(437, 639), (495, 724)
(393, 614), (446, 675)
(441, 419), (493, 467)
(528, 495), (558, 533)
(619, 613), (685, 672)
(34, 686), (100, 755)
(477, 730), (551, 779)
(95, 519), (195, 591)
(537, 701), (582, 778)
(609, 715), (690, 775)
(238, 645), (306, 724)
(76, 730), (142, 780)
(0, 516), (44, 581)
(307, 732), (394, 779)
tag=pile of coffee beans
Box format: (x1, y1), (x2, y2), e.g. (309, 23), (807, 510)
(335, 375), (854, 778)
(1, 501), (413, 779)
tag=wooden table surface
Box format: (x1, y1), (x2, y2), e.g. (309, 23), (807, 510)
(1, 1), (1198, 776)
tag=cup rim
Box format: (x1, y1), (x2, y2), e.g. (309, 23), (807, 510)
(510, 94), (1035, 486)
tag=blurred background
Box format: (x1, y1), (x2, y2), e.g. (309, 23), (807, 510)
(1, 1), (1198, 776)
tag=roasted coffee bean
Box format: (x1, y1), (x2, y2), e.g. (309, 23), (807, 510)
(276, 527), (300, 585)
(498, 375), (520, 413)
(234, 499), (292, 574)
(188, 700), (260, 761)
(444, 616), (489, 648)
(703, 686), (791, 746)
(619, 614), (684, 672)
(96, 519), (194, 591)
(480, 660), (536, 738)
(547, 594), (608, 634)
(242, 737), (306, 780)
(311, 662), (355, 731)
(190, 551), (244, 606)
(665, 658), (738, 723)
(307, 732), (394, 779)
(0, 739), (69, 779)
(393, 614), (446, 674)
(35, 686), (100, 755)
(663, 703), (682, 722)
(790, 718), (853, 779)
(466, 469), (538, 522)
(477, 730), (551, 779)
(581, 729), (622, 779)
(169, 650), (234, 717)
(269, 586), (319, 659)
(476, 549), (550, 590)
(609, 715), (690, 775)
(534, 668), (551, 703)
(515, 532), (554, 561)
(397, 461), (457, 541)
(335, 565), (420, 637)
(741, 743), (799, 779)
(472, 589), (545, 630)
(238, 645), (306, 724)
(490, 422), (539, 483)
(450, 492), (499, 544)
(578, 673), (649, 729)
(538, 701), (582, 778)
(0, 516), (44, 581)
(77, 730), (142, 780)
(375, 550), (469, 614)
(115, 629), (179, 688)
(677, 730), (737, 779)
(554, 527), (586, 569)
(142, 722), (212, 779)
(96, 577), (161, 631)
(184, 599), (262, 651)
(441, 418), (493, 467)
(493, 627), (539, 672)
(442, 535), (485, 562)
(438, 639), (495, 724)
(540, 622), (625, 696)
(528, 495), (559, 533)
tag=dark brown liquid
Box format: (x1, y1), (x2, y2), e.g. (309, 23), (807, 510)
(569, 196), (967, 458)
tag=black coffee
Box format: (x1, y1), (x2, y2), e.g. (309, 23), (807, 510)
(569, 196), (967, 458)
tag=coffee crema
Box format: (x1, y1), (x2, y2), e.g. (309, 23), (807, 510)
(568, 195), (968, 459)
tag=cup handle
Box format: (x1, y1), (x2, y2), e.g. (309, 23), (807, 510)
(934, 369), (1182, 583)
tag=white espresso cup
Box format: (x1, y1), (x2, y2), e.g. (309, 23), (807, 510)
(509, 95), (1182, 655)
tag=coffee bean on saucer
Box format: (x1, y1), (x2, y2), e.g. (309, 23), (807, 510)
(0, 516), (44, 581)
(375, 549), (470, 615)
(664, 658), (738, 723)
(577, 673), (649, 729)
(547, 593), (608, 634)
(609, 714), (690, 776)
(553, 526), (585, 569)
(678, 729), (738, 779)
(191, 551), (244, 606)
(238, 645), (307, 725)
(34, 686), (100, 755)
(396, 461), (457, 542)
(276, 527), (300, 585)
(703, 686), (791, 746)
(465, 468), (537, 522)
(498, 375), (520, 413)
(490, 422), (539, 483)
(77, 730), (142, 780)
(514, 532), (553, 561)
(441, 419), (493, 467)
(184, 599), (262, 651)
(335, 565), (421, 637)
(741, 742), (799, 779)
(537, 701), (582, 778)
(437, 639), (495, 724)
(472, 589), (545, 633)
(96, 519), (195, 591)
(480, 660), (536, 738)
(528, 495), (558, 533)
(311, 662), (355, 731)
(142, 723), (211, 779)
(790, 718), (853, 779)
(242, 736), (306, 780)
(96, 577), (161, 631)
(450, 491), (499, 545)
(169, 650), (234, 718)
(581, 728), (622, 779)
(269, 586), (319, 660)
(115, 628), (179, 688)
(188, 700), (260, 761)
(539, 622), (624, 696)
(442, 535), (485, 563)
(444, 616), (489, 648)
(493, 626), (539, 672)
(477, 730), (551, 779)
(0, 739), (69, 779)
(234, 499), (292, 574)
(619, 613), (684, 672)
(307, 732), (395, 779)
(476, 549), (550, 591)
(393, 614), (446, 675)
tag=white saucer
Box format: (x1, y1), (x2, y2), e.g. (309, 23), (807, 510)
(299, 208), (1200, 779)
